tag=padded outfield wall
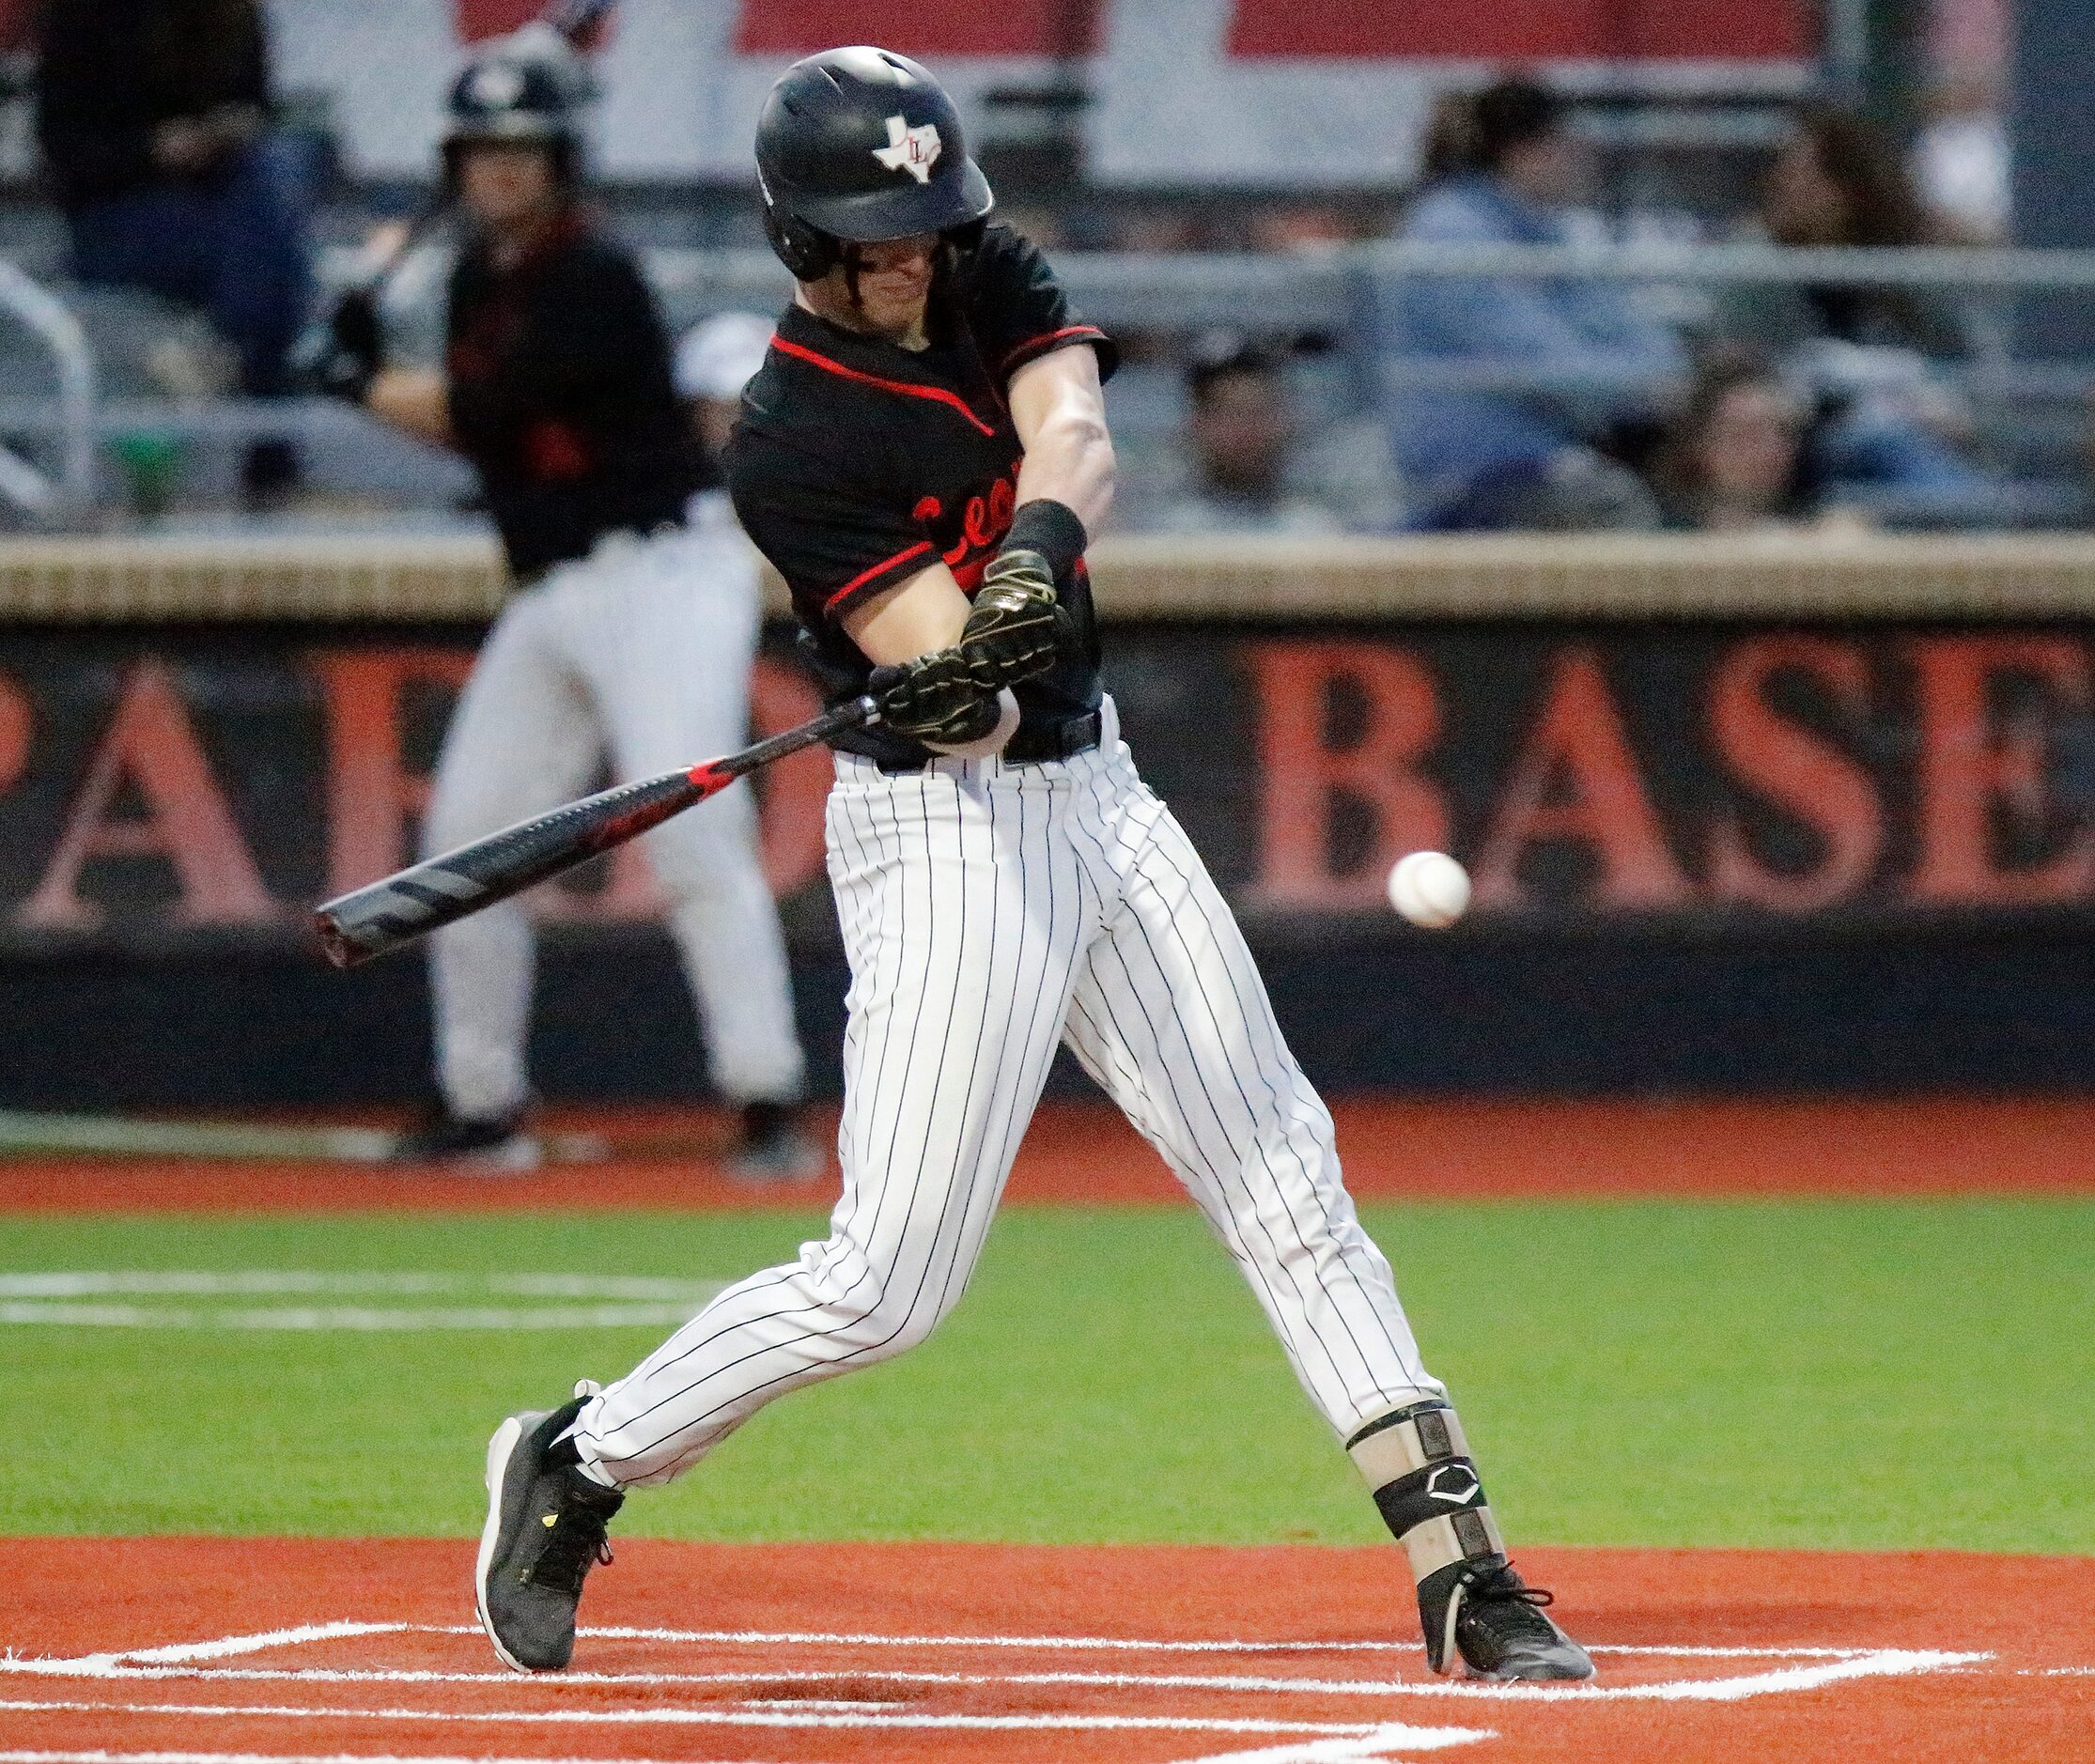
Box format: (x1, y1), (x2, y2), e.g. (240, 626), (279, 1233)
(1, 533), (2092, 1106)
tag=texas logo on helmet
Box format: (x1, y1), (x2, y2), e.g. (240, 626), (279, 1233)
(872, 115), (941, 183)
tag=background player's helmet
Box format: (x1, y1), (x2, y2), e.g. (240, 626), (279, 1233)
(754, 46), (995, 282)
(442, 25), (596, 186)
(675, 312), (776, 404)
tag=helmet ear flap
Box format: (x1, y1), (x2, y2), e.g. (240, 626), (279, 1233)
(763, 197), (841, 283)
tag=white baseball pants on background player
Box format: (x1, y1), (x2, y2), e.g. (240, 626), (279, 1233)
(423, 493), (806, 1118)
(570, 700), (1442, 1488)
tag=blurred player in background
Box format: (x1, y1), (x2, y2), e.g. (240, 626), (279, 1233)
(315, 29), (815, 1178)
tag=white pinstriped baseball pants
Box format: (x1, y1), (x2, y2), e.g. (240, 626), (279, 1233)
(573, 700), (1441, 1489)
(424, 502), (805, 1115)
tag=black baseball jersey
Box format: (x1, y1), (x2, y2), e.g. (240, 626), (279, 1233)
(725, 224), (1117, 766)
(446, 209), (704, 580)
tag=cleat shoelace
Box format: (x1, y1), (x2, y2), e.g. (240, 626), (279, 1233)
(526, 1496), (615, 1596)
(1459, 1563), (1562, 1646)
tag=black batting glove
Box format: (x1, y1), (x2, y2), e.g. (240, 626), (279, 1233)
(311, 288), (384, 404)
(870, 649), (1001, 748)
(958, 549), (1073, 690)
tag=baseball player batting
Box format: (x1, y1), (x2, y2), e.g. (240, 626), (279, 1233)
(473, 46), (1593, 1684)
(315, 27), (816, 1177)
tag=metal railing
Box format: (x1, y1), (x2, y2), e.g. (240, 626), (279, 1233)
(0, 259), (96, 521)
(8, 239), (2095, 529)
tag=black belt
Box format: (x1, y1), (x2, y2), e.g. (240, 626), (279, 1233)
(876, 707), (1103, 774)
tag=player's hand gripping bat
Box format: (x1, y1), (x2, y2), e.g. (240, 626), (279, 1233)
(314, 694), (877, 969)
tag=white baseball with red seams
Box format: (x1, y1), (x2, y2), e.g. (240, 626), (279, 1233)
(1387, 852), (1472, 930)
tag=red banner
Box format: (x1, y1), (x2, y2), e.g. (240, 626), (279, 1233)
(1224, 0), (1812, 60)
(731, 2), (1105, 57)
(454, 0), (545, 43)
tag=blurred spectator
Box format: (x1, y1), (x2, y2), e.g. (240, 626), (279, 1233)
(1913, 68), (2010, 245)
(1647, 351), (1854, 532)
(1382, 77), (1680, 531)
(1713, 106), (1999, 516)
(1717, 106), (1966, 357)
(35, 0), (314, 503)
(1133, 333), (1398, 534)
(1244, 203), (1375, 254)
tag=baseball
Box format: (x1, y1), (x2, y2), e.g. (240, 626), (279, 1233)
(1387, 850), (1471, 929)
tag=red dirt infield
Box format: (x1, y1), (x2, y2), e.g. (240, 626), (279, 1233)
(0, 1536), (2087, 1763)
(5, 1096), (2095, 1212)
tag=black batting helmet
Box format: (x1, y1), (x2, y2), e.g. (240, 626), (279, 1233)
(443, 26), (594, 182)
(755, 46), (994, 282)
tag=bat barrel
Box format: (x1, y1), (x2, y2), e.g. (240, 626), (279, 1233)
(314, 695), (877, 971)
(313, 766), (705, 968)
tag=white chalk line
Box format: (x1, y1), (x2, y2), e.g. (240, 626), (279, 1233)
(0, 1697), (1487, 1742)
(0, 1755), (784, 1764)
(0, 1273), (723, 1331)
(1176, 1732), (1491, 1764)
(123, 1623), (410, 1666)
(0, 1754), (780, 1764)
(0, 1657), (1950, 1702)
(2, 1617), (1993, 1710)
(441, 1621), (1879, 1660)
(0, 1274), (715, 1300)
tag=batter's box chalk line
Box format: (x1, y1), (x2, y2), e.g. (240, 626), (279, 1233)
(0, 1746), (1468, 1764)
(0, 1616), (1991, 1756)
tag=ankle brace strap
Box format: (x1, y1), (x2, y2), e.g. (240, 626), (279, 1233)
(1347, 1400), (1505, 1585)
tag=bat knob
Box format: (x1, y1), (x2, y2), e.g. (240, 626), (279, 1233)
(313, 910), (365, 970)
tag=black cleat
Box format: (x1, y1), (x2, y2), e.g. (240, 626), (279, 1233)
(474, 1385), (624, 1672)
(393, 1102), (539, 1170)
(1421, 1556), (1595, 1682)
(724, 1100), (825, 1183)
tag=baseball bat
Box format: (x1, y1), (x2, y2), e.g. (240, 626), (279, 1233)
(315, 693), (877, 969)
(356, 0), (619, 302)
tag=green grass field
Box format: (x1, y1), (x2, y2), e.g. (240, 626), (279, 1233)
(8, 1198), (2092, 1554)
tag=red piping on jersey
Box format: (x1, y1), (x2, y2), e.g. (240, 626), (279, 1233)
(999, 325), (1105, 374)
(824, 540), (935, 613)
(771, 336), (998, 438)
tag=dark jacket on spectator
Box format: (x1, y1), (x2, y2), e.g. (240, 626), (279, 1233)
(36, 0), (270, 207)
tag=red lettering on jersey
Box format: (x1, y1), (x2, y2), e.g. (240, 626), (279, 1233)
(524, 419), (591, 481)
(918, 466), (1022, 588)
(963, 494), (994, 552)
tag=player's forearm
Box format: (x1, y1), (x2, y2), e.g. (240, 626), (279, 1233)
(365, 368), (455, 447)
(1013, 407), (1115, 534)
(843, 562), (971, 665)
(1008, 348), (1116, 534)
